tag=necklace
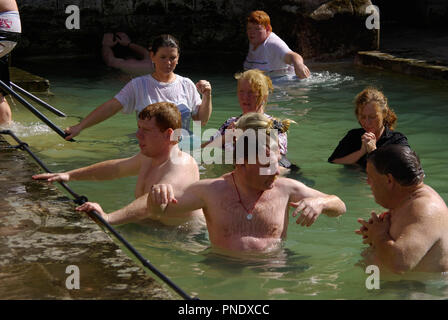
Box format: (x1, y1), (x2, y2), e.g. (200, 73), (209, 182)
(231, 172), (264, 221)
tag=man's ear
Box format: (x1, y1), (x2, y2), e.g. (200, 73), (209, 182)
(386, 173), (395, 188)
(165, 128), (174, 140)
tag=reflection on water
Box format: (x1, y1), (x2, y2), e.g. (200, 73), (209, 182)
(7, 58), (448, 299)
(199, 247), (310, 276)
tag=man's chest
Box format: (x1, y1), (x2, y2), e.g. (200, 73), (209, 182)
(205, 190), (289, 237)
(135, 165), (164, 197)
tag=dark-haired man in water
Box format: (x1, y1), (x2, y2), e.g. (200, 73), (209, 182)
(356, 145), (448, 274)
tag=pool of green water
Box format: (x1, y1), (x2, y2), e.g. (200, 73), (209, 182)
(5, 57), (448, 300)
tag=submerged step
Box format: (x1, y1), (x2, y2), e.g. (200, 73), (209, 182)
(10, 67), (51, 94)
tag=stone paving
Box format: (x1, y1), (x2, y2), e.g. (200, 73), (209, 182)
(355, 26), (448, 80)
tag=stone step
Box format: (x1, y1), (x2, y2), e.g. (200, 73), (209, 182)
(10, 67), (51, 94)
(355, 50), (448, 81)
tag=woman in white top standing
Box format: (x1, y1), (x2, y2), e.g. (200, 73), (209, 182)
(65, 34), (212, 140)
(244, 10), (310, 79)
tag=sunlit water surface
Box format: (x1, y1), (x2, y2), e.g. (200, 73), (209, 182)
(4, 58), (448, 300)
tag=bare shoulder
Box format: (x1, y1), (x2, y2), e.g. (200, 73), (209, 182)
(410, 185), (448, 220)
(277, 177), (329, 203)
(186, 175), (229, 198)
(167, 151), (199, 173)
(277, 177), (315, 194)
(277, 177), (305, 187)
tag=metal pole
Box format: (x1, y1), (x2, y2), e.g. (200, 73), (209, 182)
(0, 80), (73, 141)
(0, 129), (196, 300)
(10, 82), (67, 117)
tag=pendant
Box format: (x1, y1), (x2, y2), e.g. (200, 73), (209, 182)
(246, 213), (253, 220)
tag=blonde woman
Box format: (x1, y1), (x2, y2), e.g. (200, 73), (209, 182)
(328, 87), (410, 169)
(204, 69), (297, 170)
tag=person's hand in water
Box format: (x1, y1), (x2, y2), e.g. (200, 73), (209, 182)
(295, 63), (311, 79)
(64, 123), (82, 140)
(289, 197), (324, 227)
(76, 202), (109, 222)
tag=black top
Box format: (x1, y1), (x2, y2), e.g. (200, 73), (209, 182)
(328, 126), (410, 169)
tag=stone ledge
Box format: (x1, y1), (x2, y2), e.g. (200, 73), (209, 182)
(354, 50), (448, 80)
(10, 67), (51, 94)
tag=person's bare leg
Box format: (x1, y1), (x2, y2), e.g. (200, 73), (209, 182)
(0, 94), (11, 125)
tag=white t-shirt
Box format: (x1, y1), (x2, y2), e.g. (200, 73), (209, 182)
(244, 32), (294, 77)
(115, 74), (202, 131)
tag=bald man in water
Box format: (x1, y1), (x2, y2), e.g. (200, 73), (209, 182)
(356, 145), (448, 274)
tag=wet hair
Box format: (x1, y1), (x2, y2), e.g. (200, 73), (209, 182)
(235, 112), (293, 134)
(247, 10), (272, 32)
(234, 69), (273, 111)
(367, 145), (425, 186)
(138, 102), (181, 132)
(233, 112), (294, 163)
(355, 87), (398, 129)
(149, 34), (180, 55)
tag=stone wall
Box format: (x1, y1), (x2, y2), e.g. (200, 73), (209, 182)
(16, 0), (378, 60)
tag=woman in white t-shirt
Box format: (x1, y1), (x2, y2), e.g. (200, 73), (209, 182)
(244, 10), (310, 79)
(65, 34), (212, 140)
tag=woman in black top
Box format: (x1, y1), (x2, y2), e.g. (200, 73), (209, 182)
(328, 87), (410, 169)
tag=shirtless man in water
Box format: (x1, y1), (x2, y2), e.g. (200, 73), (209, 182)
(148, 113), (346, 252)
(356, 145), (448, 274)
(33, 102), (204, 227)
(102, 32), (154, 76)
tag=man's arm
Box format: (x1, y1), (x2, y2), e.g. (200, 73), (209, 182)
(148, 181), (207, 218)
(128, 43), (151, 60)
(76, 181), (206, 226)
(287, 178), (346, 226)
(76, 195), (150, 225)
(33, 153), (143, 182)
(115, 32), (150, 60)
(284, 51), (310, 79)
(360, 205), (440, 273)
